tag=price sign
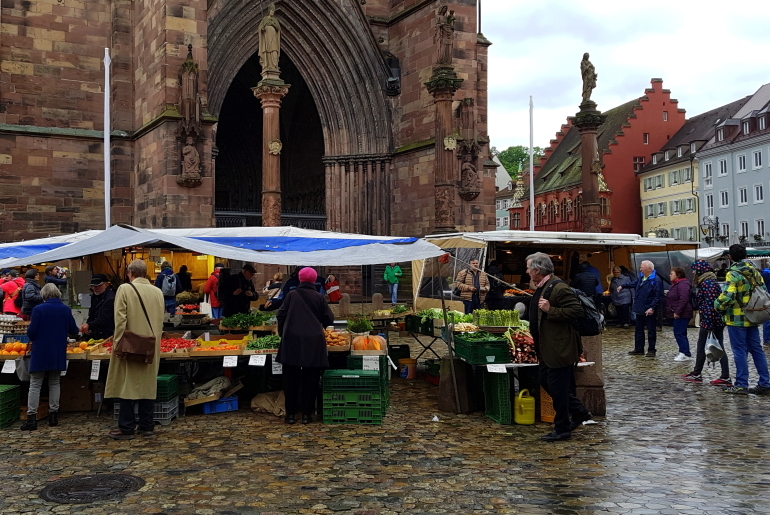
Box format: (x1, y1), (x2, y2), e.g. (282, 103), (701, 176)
(249, 354), (267, 366)
(222, 355), (238, 368)
(61, 360), (70, 376)
(362, 356), (380, 371)
(1, 359), (16, 374)
(387, 356), (398, 370)
(271, 360), (283, 374)
(487, 364), (507, 373)
(90, 360), (101, 380)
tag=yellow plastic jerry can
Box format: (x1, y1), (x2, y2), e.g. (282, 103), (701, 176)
(514, 389), (536, 425)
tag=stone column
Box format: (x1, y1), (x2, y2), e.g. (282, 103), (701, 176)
(573, 100), (606, 233)
(252, 81), (290, 227)
(426, 66), (463, 234)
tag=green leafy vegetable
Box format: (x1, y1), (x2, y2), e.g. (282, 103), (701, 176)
(472, 310), (520, 327)
(391, 305), (409, 314)
(246, 334), (281, 350)
(347, 316), (373, 333)
(221, 312), (272, 330)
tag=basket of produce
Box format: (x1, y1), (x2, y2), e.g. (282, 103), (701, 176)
(325, 330), (351, 352)
(220, 312), (272, 331)
(160, 337), (197, 358)
(87, 339), (114, 359)
(191, 337), (246, 356)
(244, 334), (281, 354)
(65, 340), (89, 359)
(473, 309), (521, 329)
(453, 331), (511, 365)
(503, 322), (538, 364)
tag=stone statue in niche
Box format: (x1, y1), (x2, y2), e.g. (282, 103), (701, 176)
(460, 156), (480, 190)
(434, 5), (455, 66)
(258, 3), (281, 76)
(177, 136), (202, 187)
(180, 44), (201, 136)
(580, 52), (597, 104)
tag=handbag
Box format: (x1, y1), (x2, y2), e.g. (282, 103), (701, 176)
(452, 269), (467, 297)
(114, 283), (157, 364)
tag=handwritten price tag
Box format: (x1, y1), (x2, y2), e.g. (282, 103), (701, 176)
(362, 356), (380, 371)
(222, 355), (238, 368)
(1, 360), (16, 374)
(271, 360), (283, 374)
(487, 364), (507, 373)
(249, 354), (267, 366)
(90, 360), (101, 380)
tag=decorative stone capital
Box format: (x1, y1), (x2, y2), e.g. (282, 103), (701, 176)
(574, 101), (606, 131)
(252, 79), (290, 107)
(425, 65), (463, 96)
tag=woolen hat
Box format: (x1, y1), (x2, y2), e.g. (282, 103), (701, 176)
(691, 260), (713, 275)
(298, 267), (317, 284)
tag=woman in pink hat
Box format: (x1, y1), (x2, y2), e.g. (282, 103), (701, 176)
(276, 267), (334, 425)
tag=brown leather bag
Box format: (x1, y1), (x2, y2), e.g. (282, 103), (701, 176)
(114, 283), (157, 364)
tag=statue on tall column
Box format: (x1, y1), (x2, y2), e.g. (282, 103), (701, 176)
(434, 5), (455, 66)
(258, 3), (281, 76)
(580, 52), (597, 103)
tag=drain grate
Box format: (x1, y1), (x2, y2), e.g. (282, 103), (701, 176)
(39, 474), (145, 504)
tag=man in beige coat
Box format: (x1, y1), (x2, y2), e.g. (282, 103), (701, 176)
(106, 260), (164, 440)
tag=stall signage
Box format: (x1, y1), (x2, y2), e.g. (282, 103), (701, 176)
(1, 360), (15, 374)
(362, 356), (379, 371)
(249, 355), (267, 366)
(90, 360), (101, 380)
(271, 360), (283, 374)
(222, 356), (238, 368)
(487, 364), (507, 373)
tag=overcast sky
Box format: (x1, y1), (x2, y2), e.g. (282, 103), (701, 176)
(484, 0), (770, 152)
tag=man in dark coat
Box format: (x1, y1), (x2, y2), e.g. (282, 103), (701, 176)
(80, 274), (116, 340)
(526, 252), (592, 442)
(570, 263), (599, 299)
(617, 260), (664, 357)
(21, 269), (43, 320)
(276, 267), (334, 425)
(219, 264), (258, 317)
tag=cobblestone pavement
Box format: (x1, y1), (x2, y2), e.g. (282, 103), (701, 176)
(2, 327), (770, 514)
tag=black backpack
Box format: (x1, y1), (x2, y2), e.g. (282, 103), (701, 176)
(690, 285), (699, 311)
(13, 286), (23, 308)
(545, 279), (604, 337)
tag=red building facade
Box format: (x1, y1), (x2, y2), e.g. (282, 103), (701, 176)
(509, 79), (685, 235)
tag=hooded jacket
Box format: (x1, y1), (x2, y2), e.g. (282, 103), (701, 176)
(714, 261), (767, 327)
(695, 272), (724, 330)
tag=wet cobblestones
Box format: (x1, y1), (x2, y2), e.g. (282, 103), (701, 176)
(1, 327), (769, 513)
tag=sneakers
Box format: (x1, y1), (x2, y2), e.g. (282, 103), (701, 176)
(645, 352), (656, 357)
(681, 372), (702, 383)
(628, 350), (644, 355)
(722, 385), (749, 395)
(673, 353), (693, 362)
(748, 385), (770, 395)
(709, 378), (732, 386)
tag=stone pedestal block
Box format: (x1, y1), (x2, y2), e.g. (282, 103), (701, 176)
(575, 334), (605, 387)
(576, 386), (606, 416)
(371, 293), (384, 311)
(338, 293), (351, 316)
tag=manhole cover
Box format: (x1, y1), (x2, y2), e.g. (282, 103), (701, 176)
(40, 474), (145, 504)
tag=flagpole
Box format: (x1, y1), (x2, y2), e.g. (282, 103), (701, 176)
(529, 96), (535, 229)
(103, 48), (111, 230)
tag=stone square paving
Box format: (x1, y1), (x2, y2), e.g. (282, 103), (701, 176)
(1, 326), (770, 514)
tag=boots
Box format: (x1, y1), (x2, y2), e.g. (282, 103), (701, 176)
(49, 411), (58, 427)
(20, 416), (37, 431)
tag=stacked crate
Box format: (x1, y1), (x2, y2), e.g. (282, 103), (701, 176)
(322, 369), (387, 425)
(0, 385), (20, 428)
(113, 375), (180, 426)
(346, 355), (390, 408)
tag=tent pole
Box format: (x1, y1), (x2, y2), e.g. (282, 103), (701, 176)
(437, 257), (462, 413)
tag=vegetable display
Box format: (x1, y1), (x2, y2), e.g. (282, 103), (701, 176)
(325, 330), (349, 347)
(247, 335), (281, 350)
(346, 316), (373, 334)
(504, 326), (537, 364)
(161, 338), (197, 353)
(473, 309), (520, 327)
(456, 330), (506, 342)
(352, 334), (385, 351)
(453, 322), (479, 332)
(221, 312), (272, 330)
(416, 309), (472, 324)
(391, 305), (409, 314)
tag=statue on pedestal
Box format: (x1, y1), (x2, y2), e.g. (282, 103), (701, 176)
(177, 136), (202, 187)
(258, 3), (281, 76)
(434, 5), (455, 66)
(580, 52), (597, 104)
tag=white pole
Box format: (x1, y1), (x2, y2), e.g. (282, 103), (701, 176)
(529, 96), (535, 229)
(103, 48), (111, 230)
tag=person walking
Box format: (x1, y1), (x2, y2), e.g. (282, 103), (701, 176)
(666, 267), (693, 361)
(609, 266), (633, 327)
(105, 260), (165, 439)
(21, 284), (79, 430)
(177, 265), (193, 292)
(714, 244), (770, 395)
(276, 267), (334, 425)
(455, 259), (489, 314)
(681, 261), (731, 385)
(79, 274), (116, 340)
(762, 266), (770, 345)
(219, 264), (258, 317)
(618, 260), (664, 357)
(203, 263), (224, 320)
(383, 263), (402, 305)
(21, 269), (43, 321)
(525, 252), (592, 442)
(2, 270), (25, 316)
(154, 261), (182, 315)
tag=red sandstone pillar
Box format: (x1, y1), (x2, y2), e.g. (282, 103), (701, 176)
(574, 100), (606, 233)
(253, 83), (290, 227)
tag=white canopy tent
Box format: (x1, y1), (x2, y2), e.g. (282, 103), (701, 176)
(0, 230), (102, 267)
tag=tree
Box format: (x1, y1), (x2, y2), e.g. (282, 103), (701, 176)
(491, 145), (544, 180)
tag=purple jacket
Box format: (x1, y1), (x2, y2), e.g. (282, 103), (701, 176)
(665, 278), (693, 319)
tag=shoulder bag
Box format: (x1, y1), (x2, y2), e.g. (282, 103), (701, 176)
(114, 283), (157, 364)
(452, 269), (468, 297)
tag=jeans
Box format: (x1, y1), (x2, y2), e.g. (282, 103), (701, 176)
(726, 325), (770, 389)
(763, 320), (770, 343)
(693, 326), (730, 378)
(27, 370), (61, 415)
(388, 283), (398, 304)
(672, 318), (691, 356)
(539, 365), (589, 435)
(164, 298), (176, 315)
(463, 295), (482, 315)
(634, 312), (657, 353)
(118, 399), (155, 434)
(615, 303), (631, 326)
(211, 306), (222, 319)
(283, 365), (323, 416)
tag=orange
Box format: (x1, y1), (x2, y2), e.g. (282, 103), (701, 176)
(72, 347), (84, 354)
(0, 350), (9, 355)
(66, 348), (73, 354)
(9, 351), (19, 355)
(4, 343), (13, 352)
(13, 343), (22, 352)
(79, 342), (88, 350)
(19, 343), (27, 352)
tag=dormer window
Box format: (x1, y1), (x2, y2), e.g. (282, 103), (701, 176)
(691, 143), (696, 153)
(664, 151), (670, 161)
(677, 147), (682, 158)
(717, 128), (724, 141)
(760, 117), (767, 131)
(652, 154), (657, 165)
(743, 121), (750, 134)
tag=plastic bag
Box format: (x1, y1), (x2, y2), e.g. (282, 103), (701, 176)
(705, 331), (724, 363)
(199, 294), (213, 317)
(16, 356), (30, 382)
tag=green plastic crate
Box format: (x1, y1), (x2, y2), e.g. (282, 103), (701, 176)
(0, 401), (20, 428)
(0, 384), (20, 403)
(0, 396), (19, 414)
(323, 406), (383, 425)
(323, 369), (382, 391)
(346, 355), (388, 374)
(482, 369), (513, 425)
(156, 374), (180, 402)
(453, 337), (511, 365)
(323, 390), (385, 407)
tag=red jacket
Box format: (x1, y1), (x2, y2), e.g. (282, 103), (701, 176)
(2, 278), (25, 314)
(203, 271), (221, 308)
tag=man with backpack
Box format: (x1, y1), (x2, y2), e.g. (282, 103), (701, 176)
(617, 260), (663, 357)
(714, 244), (770, 395)
(525, 252), (592, 442)
(762, 266), (770, 345)
(154, 261), (182, 315)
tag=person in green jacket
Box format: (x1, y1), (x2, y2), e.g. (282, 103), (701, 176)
(383, 263), (402, 305)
